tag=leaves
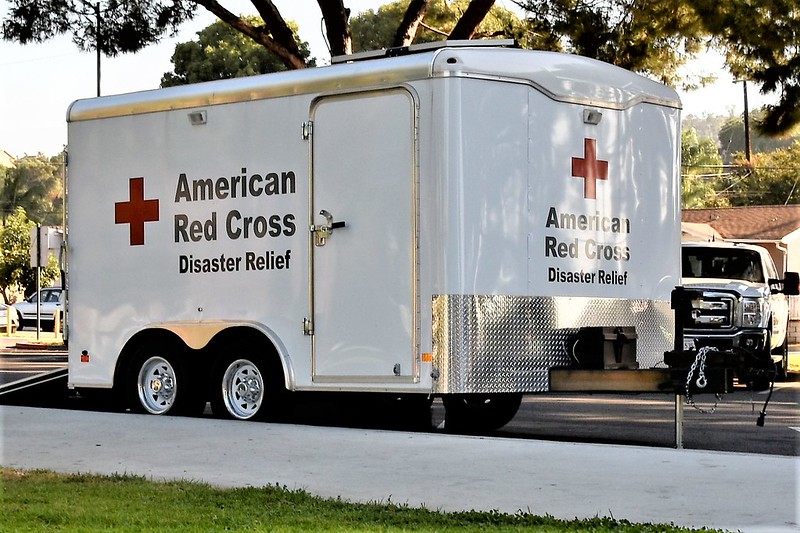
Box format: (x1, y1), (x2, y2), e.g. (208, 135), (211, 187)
(517, 0), (705, 86)
(2, 0), (197, 56)
(681, 129), (728, 209)
(160, 17), (312, 87)
(350, 0), (546, 53)
(0, 154), (63, 227)
(669, 0), (800, 135)
(0, 208), (60, 304)
(728, 142), (800, 205)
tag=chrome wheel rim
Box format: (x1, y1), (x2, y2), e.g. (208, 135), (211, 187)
(137, 356), (177, 415)
(221, 359), (264, 420)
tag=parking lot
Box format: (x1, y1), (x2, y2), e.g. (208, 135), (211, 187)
(2, 331), (797, 456)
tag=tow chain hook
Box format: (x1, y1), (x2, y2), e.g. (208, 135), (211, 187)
(685, 346), (722, 414)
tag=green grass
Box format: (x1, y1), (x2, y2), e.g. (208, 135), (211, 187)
(1, 468), (723, 532)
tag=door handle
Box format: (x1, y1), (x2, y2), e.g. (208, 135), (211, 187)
(320, 209), (346, 229)
(312, 209), (346, 246)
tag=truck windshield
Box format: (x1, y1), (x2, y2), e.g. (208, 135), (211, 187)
(682, 248), (764, 283)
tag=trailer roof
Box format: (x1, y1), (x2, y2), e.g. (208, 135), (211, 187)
(67, 44), (680, 122)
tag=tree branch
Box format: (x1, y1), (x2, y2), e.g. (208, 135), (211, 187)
(393, 0), (431, 47)
(317, 0), (351, 57)
(249, 0), (302, 58)
(193, 0), (307, 69)
(449, 0), (495, 40)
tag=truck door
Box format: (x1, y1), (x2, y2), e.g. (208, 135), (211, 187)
(309, 89), (418, 382)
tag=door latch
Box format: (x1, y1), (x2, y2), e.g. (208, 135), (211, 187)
(310, 209), (346, 247)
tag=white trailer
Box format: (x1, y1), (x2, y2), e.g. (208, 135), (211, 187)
(66, 42), (682, 430)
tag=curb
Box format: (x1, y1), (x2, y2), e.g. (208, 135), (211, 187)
(2, 341), (66, 352)
(15, 343), (66, 350)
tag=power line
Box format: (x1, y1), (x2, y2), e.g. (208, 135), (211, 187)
(0, 52), (83, 67)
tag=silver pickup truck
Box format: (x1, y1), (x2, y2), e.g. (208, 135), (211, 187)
(681, 242), (798, 381)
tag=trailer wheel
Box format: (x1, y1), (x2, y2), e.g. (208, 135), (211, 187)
(213, 358), (267, 420)
(127, 339), (200, 416)
(443, 393), (522, 433)
(132, 356), (180, 415)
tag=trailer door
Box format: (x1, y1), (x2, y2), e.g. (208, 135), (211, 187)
(309, 89), (417, 382)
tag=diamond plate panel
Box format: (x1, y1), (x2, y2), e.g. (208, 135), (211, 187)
(432, 295), (674, 393)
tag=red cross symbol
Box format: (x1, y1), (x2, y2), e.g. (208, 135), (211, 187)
(115, 177), (159, 246)
(571, 138), (608, 200)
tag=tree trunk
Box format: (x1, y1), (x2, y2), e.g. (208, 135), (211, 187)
(392, 0), (431, 48)
(250, 0), (303, 59)
(195, 0), (308, 69)
(317, 0), (352, 57)
(449, 0), (495, 40)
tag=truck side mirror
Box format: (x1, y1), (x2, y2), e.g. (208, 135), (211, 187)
(769, 271), (800, 296)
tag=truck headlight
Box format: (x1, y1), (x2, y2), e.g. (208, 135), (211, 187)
(742, 298), (763, 327)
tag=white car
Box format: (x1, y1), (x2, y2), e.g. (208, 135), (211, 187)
(14, 288), (64, 331)
(0, 303), (19, 332)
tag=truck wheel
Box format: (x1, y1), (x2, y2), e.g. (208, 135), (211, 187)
(774, 337), (789, 381)
(443, 393), (522, 433)
(212, 357), (267, 420)
(127, 340), (200, 416)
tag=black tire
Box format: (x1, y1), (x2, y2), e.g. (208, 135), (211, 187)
(443, 393), (522, 433)
(210, 340), (288, 421)
(125, 338), (203, 416)
(773, 336), (789, 381)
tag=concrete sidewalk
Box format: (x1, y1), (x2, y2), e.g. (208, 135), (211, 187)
(1, 405), (797, 532)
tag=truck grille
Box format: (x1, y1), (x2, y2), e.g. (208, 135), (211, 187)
(684, 292), (734, 330)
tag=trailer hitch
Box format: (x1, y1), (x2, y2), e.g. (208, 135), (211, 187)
(311, 209), (346, 247)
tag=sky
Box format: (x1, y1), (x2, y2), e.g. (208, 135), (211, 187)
(0, 0), (780, 158)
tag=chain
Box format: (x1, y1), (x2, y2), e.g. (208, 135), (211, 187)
(685, 346), (723, 414)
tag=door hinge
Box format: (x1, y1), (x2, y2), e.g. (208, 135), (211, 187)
(302, 121), (313, 140)
(303, 317), (314, 335)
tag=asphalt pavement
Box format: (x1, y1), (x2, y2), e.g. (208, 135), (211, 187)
(1, 333), (798, 532)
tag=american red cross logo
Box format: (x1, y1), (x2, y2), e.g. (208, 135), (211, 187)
(115, 177), (159, 246)
(571, 138), (608, 200)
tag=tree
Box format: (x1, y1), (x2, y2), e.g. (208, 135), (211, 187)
(718, 112), (799, 164)
(2, 0), (196, 56)
(161, 17), (313, 87)
(517, 0), (706, 87)
(690, 0), (800, 136)
(8, 2), (795, 133)
(350, 0), (555, 52)
(3, 1), (498, 71)
(0, 154), (64, 227)
(682, 114), (731, 147)
(726, 142), (800, 206)
(190, 0), (498, 64)
(517, 0), (800, 135)
(680, 129), (728, 208)
(0, 207), (59, 304)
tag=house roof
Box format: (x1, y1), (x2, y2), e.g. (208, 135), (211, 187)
(682, 205), (800, 241)
(681, 222), (722, 242)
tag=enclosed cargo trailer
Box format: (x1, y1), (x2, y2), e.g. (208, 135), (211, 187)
(66, 42), (682, 429)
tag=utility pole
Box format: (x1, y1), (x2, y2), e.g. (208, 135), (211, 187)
(742, 80), (751, 163)
(95, 2), (101, 96)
